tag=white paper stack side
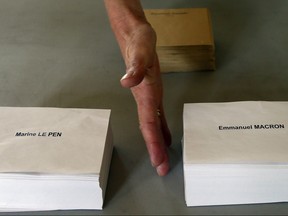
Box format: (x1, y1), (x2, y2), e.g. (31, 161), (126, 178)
(183, 101), (288, 206)
(0, 107), (113, 211)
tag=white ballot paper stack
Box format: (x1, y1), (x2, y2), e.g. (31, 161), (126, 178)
(183, 101), (288, 206)
(0, 107), (113, 211)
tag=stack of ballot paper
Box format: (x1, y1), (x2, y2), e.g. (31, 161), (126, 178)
(145, 8), (215, 73)
(183, 101), (288, 206)
(0, 107), (113, 211)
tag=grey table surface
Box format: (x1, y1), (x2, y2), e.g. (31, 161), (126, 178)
(0, 0), (288, 215)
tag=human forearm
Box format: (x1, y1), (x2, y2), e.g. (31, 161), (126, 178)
(104, 0), (148, 49)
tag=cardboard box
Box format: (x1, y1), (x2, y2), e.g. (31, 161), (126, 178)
(145, 8), (215, 72)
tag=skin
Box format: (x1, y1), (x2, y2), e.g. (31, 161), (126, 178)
(104, 0), (171, 176)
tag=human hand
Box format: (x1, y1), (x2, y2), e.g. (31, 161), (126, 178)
(120, 24), (172, 176)
(104, 0), (171, 176)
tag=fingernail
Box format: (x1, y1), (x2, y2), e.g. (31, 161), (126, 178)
(156, 162), (169, 176)
(120, 70), (134, 81)
(121, 73), (129, 81)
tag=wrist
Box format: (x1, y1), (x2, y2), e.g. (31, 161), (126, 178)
(104, 0), (149, 41)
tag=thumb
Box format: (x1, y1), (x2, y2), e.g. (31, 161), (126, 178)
(120, 26), (156, 88)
